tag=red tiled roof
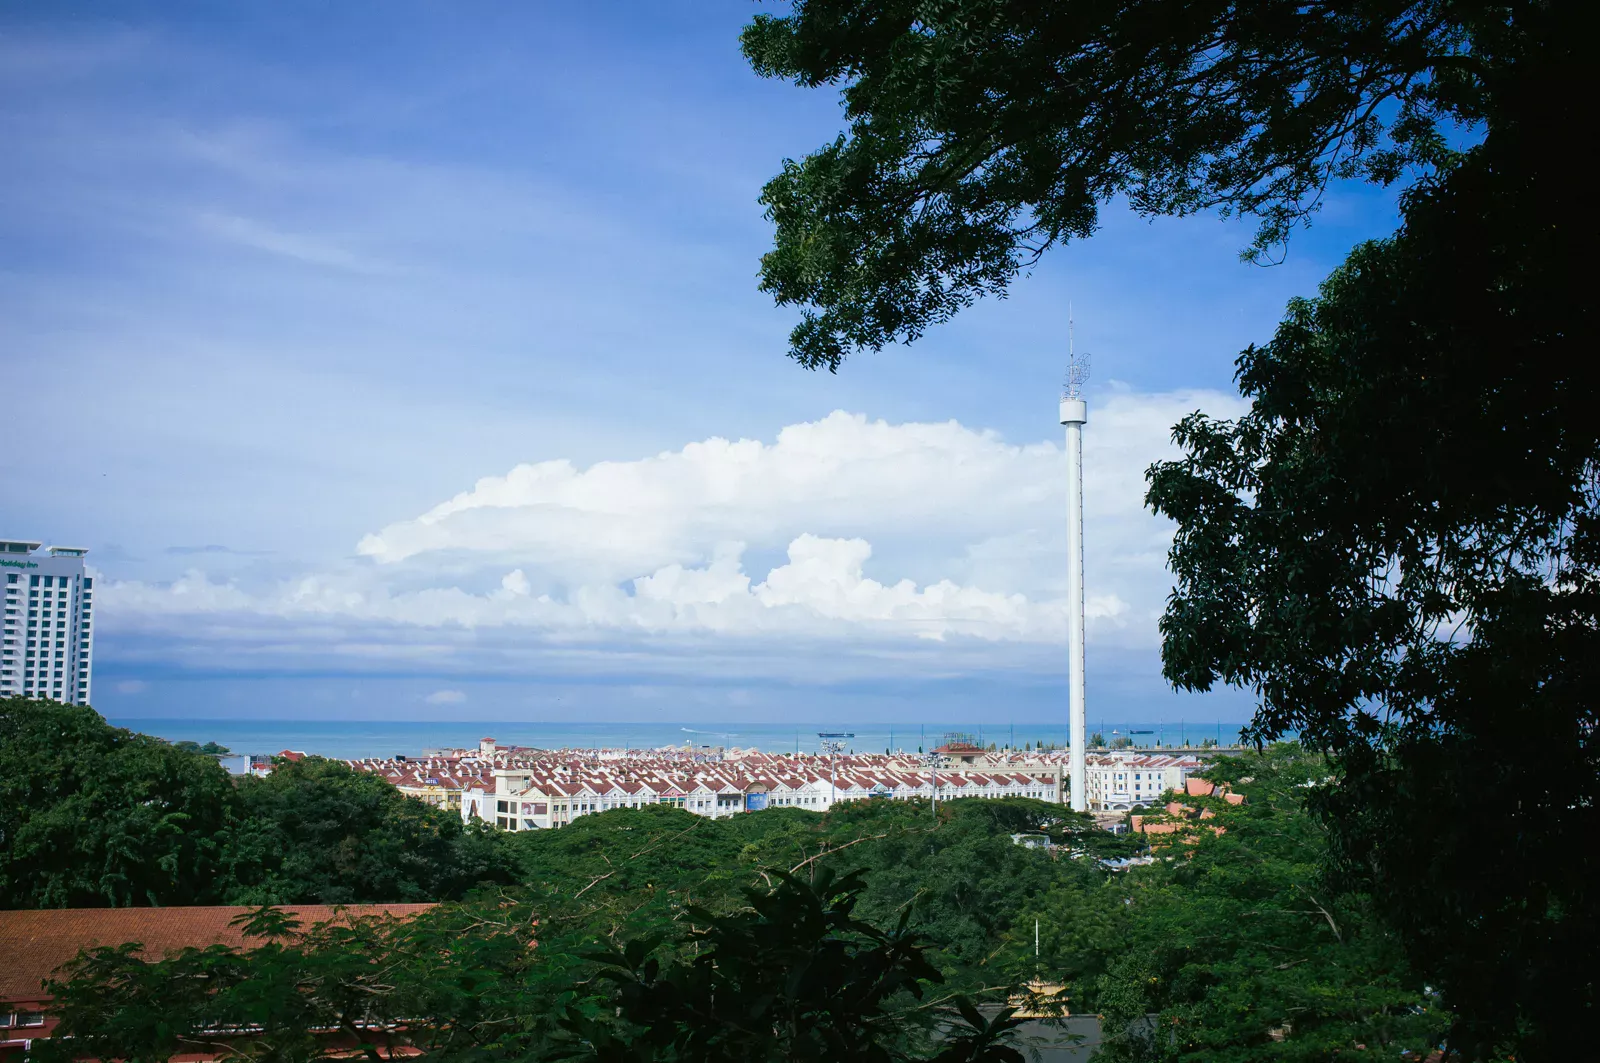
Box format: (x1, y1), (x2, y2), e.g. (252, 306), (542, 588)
(0, 905), (434, 1003)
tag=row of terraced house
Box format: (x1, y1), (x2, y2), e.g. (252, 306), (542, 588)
(343, 738), (1209, 829)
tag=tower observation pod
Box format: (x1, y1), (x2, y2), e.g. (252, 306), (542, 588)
(1060, 331), (1090, 813)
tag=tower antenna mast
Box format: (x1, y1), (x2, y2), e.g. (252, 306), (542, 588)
(1060, 310), (1090, 812)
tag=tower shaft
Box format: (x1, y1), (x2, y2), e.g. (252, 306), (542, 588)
(1061, 398), (1088, 812)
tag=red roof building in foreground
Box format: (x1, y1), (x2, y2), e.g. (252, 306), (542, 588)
(1129, 778), (1247, 844)
(0, 905), (433, 1060)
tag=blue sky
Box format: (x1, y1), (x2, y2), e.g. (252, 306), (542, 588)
(1, 2), (1404, 724)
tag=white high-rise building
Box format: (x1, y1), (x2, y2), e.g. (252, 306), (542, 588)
(1, 540), (96, 704)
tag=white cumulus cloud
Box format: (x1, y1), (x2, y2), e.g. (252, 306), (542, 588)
(97, 393), (1244, 678)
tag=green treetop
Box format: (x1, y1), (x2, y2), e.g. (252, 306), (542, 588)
(0, 700), (518, 908)
(1001, 746), (1445, 1061)
(0, 699), (235, 907)
(741, 0), (1534, 370)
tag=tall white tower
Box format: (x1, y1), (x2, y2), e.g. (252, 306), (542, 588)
(1060, 324), (1089, 813)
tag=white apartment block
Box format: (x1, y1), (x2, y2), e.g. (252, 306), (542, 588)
(1083, 753), (1203, 812)
(1, 540), (95, 704)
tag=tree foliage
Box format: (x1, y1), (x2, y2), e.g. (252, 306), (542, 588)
(741, 0), (1529, 369)
(36, 744), (1444, 1061)
(38, 873), (1025, 1063)
(568, 868), (1025, 1063)
(0, 701), (517, 908)
(1146, 63), (1592, 1056)
(173, 740), (231, 755)
(1099, 750), (1442, 1062)
(496, 794), (1114, 992)
(784, 797), (1109, 984)
(0, 698), (235, 907)
(34, 901), (556, 1063)
(745, 2), (1590, 1056)
(223, 756), (515, 905)
(1000, 747), (1445, 1061)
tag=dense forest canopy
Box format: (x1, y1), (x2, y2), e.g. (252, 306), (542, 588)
(0, 700), (519, 908)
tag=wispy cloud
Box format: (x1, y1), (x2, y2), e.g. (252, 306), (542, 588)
(195, 211), (394, 274)
(165, 544), (273, 557)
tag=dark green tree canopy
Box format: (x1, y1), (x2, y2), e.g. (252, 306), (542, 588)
(746, 2), (1589, 1054)
(742, 0), (1532, 369)
(37, 873), (1027, 1063)
(173, 739), (231, 756)
(223, 755), (516, 905)
(0, 699), (235, 908)
(1083, 747), (1444, 1063)
(1145, 86), (1593, 1058)
(573, 868), (1025, 1063)
(36, 745), (1440, 1063)
(0, 701), (517, 908)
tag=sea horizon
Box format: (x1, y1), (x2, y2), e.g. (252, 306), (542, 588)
(109, 717), (1255, 760)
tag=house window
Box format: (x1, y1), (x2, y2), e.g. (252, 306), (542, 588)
(19, 1012), (45, 1027)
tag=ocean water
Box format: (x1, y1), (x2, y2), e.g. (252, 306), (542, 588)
(110, 718), (1250, 760)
